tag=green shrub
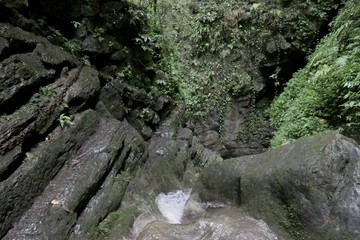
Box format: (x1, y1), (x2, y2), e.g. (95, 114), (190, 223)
(269, 0), (360, 147)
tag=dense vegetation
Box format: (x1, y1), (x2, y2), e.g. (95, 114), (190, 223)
(35, 0), (354, 146)
(270, 0), (360, 147)
(128, 0), (337, 117)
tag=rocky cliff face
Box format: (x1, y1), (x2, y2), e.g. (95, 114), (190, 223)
(1, 1), (359, 240)
(0, 22), (138, 238)
(0, 1), (171, 238)
(183, 0), (340, 158)
(0, 9), (218, 238)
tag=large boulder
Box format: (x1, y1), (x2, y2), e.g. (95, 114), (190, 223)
(197, 131), (360, 240)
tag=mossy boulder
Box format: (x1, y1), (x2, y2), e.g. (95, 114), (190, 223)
(197, 131), (360, 240)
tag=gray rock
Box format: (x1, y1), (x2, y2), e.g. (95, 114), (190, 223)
(0, 110), (99, 237)
(98, 81), (126, 121)
(137, 208), (278, 240)
(64, 66), (101, 113)
(197, 131), (360, 239)
(151, 95), (171, 112)
(0, 37), (9, 55)
(127, 110), (153, 140)
(81, 36), (101, 54)
(34, 41), (77, 67)
(0, 53), (56, 105)
(0, 146), (21, 177)
(177, 128), (193, 142)
(0, 22), (49, 51)
(104, 107), (194, 239)
(191, 99), (271, 158)
(3, 111), (148, 240)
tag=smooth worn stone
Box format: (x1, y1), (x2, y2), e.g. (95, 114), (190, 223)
(197, 131), (360, 240)
(137, 208), (278, 240)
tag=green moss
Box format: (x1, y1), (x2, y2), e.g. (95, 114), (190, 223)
(92, 207), (138, 239)
(237, 109), (267, 142)
(91, 172), (138, 239)
(40, 86), (57, 98)
(324, 229), (353, 240)
(280, 205), (307, 240)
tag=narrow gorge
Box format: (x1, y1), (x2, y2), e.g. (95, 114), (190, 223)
(0, 0), (359, 239)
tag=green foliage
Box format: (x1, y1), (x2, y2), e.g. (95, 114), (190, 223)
(138, 107), (151, 119)
(116, 65), (133, 81)
(128, 0), (337, 118)
(81, 55), (91, 66)
(93, 211), (120, 237)
(237, 110), (265, 142)
(71, 21), (82, 29)
(269, 0), (360, 147)
(47, 27), (80, 55)
(135, 32), (161, 58)
(40, 86), (57, 98)
(58, 114), (74, 128)
(94, 27), (106, 43)
(218, 94), (231, 138)
(25, 152), (35, 160)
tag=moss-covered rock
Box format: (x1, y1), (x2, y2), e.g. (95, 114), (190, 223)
(197, 131), (360, 240)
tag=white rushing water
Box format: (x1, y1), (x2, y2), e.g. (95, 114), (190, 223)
(155, 190), (191, 224)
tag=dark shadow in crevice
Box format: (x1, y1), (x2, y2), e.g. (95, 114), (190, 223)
(0, 76), (53, 116)
(0, 118), (59, 182)
(259, 2), (343, 101)
(260, 51), (308, 97)
(0, 152), (24, 182)
(0, 39), (37, 62)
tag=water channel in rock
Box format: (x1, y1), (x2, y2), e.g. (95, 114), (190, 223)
(131, 190), (278, 240)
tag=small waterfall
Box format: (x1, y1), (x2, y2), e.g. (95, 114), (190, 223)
(155, 190), (191, 224)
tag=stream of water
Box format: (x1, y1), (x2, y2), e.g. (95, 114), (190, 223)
(155, 190), (191, 224)
(132, 190), (278, 239)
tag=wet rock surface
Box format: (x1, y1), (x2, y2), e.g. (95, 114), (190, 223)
(137, 207), (278, 240)
(101, 106), (225, 240)
(4, 110), (147, 240)
(0, 18), (222, 240)
(0, 23), (152, 239)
